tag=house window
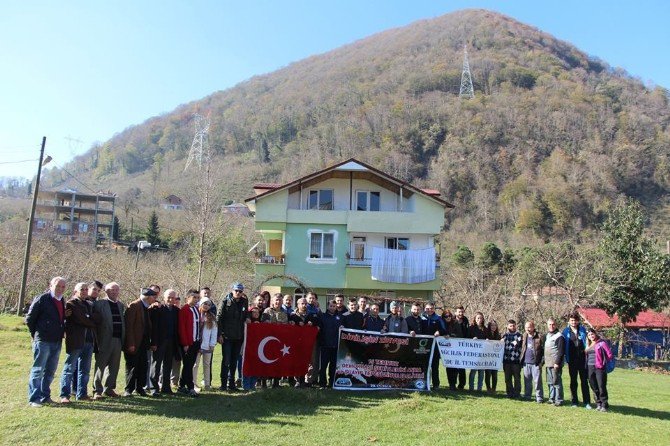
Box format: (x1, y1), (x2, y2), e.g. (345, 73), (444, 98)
(356, 191), (380, 211)
(310, 232), (334, 259)
(376, 290), (396, 315)
(308, 189), (333, 210)
(294, 288), (306, 301)
(386, 237), (409, 250)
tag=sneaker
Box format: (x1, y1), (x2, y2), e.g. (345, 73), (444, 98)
(41, 398), (55, 405)
(554, 402), (562, 407)
(585, 404), (593, 410)
(104, 390), (120, 398)
(219, 385), (227, 392)
(571, 404), (578, 408)
(188, 389), (198, 398)
(536, 399), (544, 403)
(122, 391), (133, 397)
(596, 404), (602, 411)
(599, 407), (608, 413)
(150, 391), (160, 397)
(92, 393), (105, 401)
(177, 387), (189, 394)
(193, 386), (201, 392)
(60, 397), (71, 404)
(546, 400), (555, 404)
(136, 390), (148, 397)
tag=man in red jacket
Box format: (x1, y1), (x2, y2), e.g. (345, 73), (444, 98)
(178, 289), (201, 397)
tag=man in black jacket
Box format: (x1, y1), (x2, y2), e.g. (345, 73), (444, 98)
(149, 289), (179, 395)
(59, 282), (97, 403)
(448, 305), (469, 390)
(318, 300), (342, 387)
(216, 282), (248, 391)
(26, 276), (69, 407)
(341, 298), (364, 329)
(406, 303), (425, 336)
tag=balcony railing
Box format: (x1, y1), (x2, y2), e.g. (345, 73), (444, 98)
(255, 255), (285, 264)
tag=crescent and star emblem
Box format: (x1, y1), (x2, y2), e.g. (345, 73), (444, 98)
(258, 336), (291, 364)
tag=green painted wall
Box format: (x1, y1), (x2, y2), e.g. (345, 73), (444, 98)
(255, 189), (288, 222)
(284, 223), (348, 289)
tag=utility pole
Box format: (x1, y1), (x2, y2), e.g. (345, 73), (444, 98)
(17, 137), (50, 315)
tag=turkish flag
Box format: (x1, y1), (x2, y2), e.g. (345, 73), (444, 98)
(242, 323), (319, 377)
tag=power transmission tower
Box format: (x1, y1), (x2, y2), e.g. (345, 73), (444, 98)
(184, 113), (211, 171)
(459, 44), (475, 99)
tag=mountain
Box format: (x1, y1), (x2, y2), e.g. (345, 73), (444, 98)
(41, 9), (670, 245)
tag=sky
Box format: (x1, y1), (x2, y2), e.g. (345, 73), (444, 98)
(1, 0), (669, 179)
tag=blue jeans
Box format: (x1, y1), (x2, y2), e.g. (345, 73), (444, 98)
(547, 366), (564, 404)
(61, 343), (94, 399)
(242, 376), (257, 390)
(28, 340), (62, 403)
(469, 369), (484, 391)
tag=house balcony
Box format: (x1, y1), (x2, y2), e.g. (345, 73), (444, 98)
(284, 209), (442, 234)
(345, 264), (441, 291)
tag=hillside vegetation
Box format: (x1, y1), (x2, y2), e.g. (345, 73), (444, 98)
(40, 9), (670, 246)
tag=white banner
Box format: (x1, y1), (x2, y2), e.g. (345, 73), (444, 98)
(434, 337), (504, 371)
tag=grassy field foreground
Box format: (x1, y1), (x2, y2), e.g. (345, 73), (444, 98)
(0, 315), (668, 445)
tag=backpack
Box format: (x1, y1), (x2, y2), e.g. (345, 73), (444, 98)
(600, 340), (616, 373)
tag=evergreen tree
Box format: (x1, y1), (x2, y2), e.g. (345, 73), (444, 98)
(452, 245), (474, 267)
(146, 210), (161, 246)
(112, 216), (121, 241)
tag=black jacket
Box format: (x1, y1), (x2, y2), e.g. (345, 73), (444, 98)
(341, 311), (364, 330)
(363, 315), (385, 332)
(217, 293), (249, 340)
(450, 316), (470, 338)
(406, 315), (426, 335)
(319, 312), (342, 347)
(290, 311), (320, 327)
(25, 292), (66, 343)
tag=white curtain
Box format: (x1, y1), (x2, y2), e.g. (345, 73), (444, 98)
(371, 246), (436, 284)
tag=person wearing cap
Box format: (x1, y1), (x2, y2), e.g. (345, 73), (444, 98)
(216, 282), (249, 391)
(382, 301), (408, 333)
(123, 287), (158, 397)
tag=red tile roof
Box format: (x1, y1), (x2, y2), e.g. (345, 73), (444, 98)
(578, 307), (670, 329)
(420, 188), (441, 196)
(253, 183), (281, 189)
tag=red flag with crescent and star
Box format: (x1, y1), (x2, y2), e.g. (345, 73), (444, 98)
(242, 322), (319, 377)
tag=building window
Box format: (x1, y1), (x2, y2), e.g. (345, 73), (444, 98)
(385, 237), (409, 250)
(308, 189), (333, 210)
(306, 229), (338, 264)
(356, 191), (380, 211)
(310, 232), (334, 258)
(376, 290), (396, 315)
(294, 288), (306, 301)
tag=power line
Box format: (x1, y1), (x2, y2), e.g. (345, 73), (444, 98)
(0, 159), (39, 165)
(49, 160), (99, 194)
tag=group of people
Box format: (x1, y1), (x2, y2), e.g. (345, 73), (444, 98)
(25, 276), (613, 413)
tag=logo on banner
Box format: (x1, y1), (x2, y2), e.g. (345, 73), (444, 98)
(415, 380), (426, 390)
(335, 378), (352, 387)
(492, 342), (503, 352)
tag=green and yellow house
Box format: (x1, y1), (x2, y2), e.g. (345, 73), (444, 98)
(245, 159), (453, 311)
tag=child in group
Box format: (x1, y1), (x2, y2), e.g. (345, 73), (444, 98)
(194, 300), (217, 391)
(585, 328), (613, 412)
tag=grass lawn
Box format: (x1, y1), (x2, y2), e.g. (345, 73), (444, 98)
(1, 314), (668, 445)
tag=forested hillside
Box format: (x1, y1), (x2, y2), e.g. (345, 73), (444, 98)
(41, 9), (670, 246)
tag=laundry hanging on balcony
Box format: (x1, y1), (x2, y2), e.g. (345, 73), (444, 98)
(371, 246), (436, 284)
